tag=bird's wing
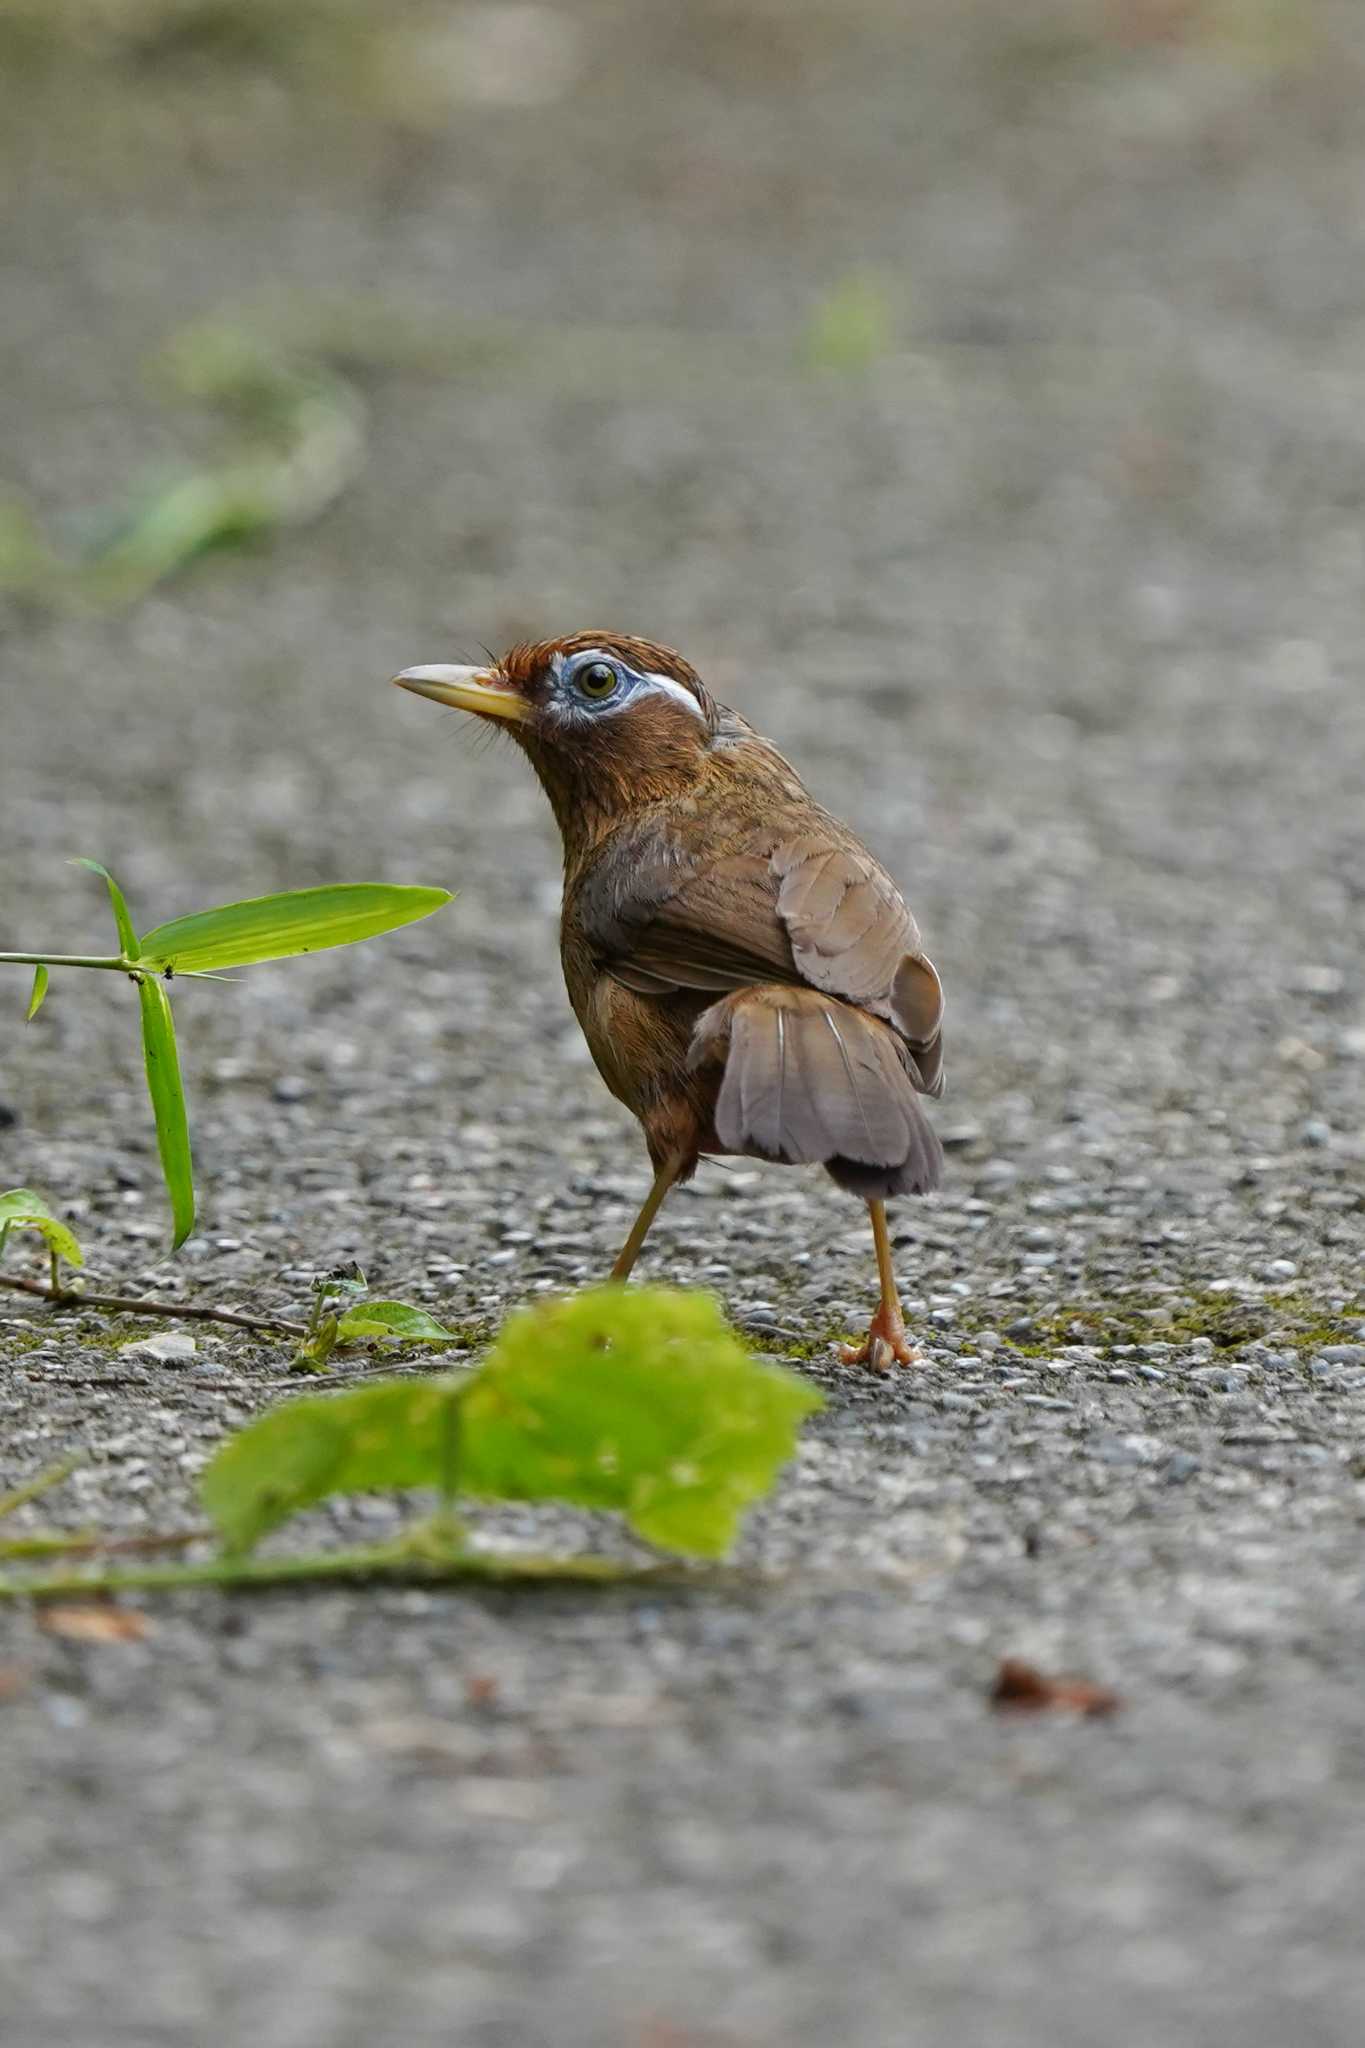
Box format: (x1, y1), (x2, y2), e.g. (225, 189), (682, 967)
(596, 822), (945, 1089)
(605, 851), (794, 992)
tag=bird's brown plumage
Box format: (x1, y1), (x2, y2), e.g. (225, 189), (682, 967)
(392, 630), (945, 1359)
(498, 634), (944, 1196)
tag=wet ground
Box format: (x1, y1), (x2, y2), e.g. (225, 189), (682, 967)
(3, 3), (1365, 2042)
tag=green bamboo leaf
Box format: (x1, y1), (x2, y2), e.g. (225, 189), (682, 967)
(460, 1287), (823, 1558)
(137, 977), (195, 1248)
(25, 965), (49, 1020)
(72, 857), (139, 958)
(0, 1189), (84, 1270)
(136, 883), (453, 973)
(335, 1300), (458, 1344)
(201, 1379), (464, 1554)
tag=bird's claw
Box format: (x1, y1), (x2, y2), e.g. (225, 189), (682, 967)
(839, 1308), (921, 1370)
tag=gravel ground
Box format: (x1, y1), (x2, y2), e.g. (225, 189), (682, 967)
(3, 4), (1365, 2043)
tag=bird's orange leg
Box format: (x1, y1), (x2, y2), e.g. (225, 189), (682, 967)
(840, 1199), (921, 1369)
(608, 1154), (687, 1282)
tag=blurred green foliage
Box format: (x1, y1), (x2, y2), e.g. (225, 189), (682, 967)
(802, 273), (897, 375)
(0, 322), (363, 611)
(202, 1285), (822, 1560)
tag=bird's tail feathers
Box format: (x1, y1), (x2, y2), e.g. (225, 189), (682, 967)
(688, 985), (943, 1200)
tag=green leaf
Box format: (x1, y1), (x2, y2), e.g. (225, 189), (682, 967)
(137, 977), (195, 1248)
(0, 1189), (84, 1270)
(802, 272), (895, 374)
(460, 1287), (822, 1558)
(201, 1378), (464, 1554)
(199, 1289), (820, 1562)
(136, 883), (453, 974)
(335, 1300), (458, 1344)
(72, 857), (139, 958)
(25, 965), (49, 1020)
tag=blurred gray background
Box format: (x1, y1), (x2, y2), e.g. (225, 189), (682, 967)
(3, 4), (1365, 2045)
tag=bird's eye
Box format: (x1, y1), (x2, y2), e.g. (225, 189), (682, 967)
(577, 660), (619, 700)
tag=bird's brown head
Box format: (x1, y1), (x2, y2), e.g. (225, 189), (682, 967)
(392, 632), (721, 851)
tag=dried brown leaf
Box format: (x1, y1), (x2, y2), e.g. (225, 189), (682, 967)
(638, 2025), (749, 2048)
(990, 1657), (1119, 1717)
(38, 1603), (152, 1643)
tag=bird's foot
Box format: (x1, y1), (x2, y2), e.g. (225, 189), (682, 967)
(839, 1301), (921, 1371)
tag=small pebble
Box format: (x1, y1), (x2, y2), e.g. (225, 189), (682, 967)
(1290, 965), (1345, 997)
(1189, 1366), (1245, 1391)
(117, 1332), (197, 1364)
(1095, 1436), (1145, 1466)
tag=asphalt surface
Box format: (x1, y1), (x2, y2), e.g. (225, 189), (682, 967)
(3, 4), (1365, 2043)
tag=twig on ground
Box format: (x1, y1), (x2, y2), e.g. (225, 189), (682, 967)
(0, 1271), (306, 1337)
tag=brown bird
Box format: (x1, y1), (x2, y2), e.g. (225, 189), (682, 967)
(392, 633), (944, 1367)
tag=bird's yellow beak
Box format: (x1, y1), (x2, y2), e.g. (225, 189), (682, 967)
(391, 663), (530, 724)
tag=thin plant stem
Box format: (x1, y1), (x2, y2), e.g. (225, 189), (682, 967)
(0, 951), (219, 982)
(0, 1271), (306, 1337)
(0, 952), (130, 973)
(0, 1544), (674, 1602)
(0, 1455), (82, 1521)
(0, 1525), (212, 1561)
